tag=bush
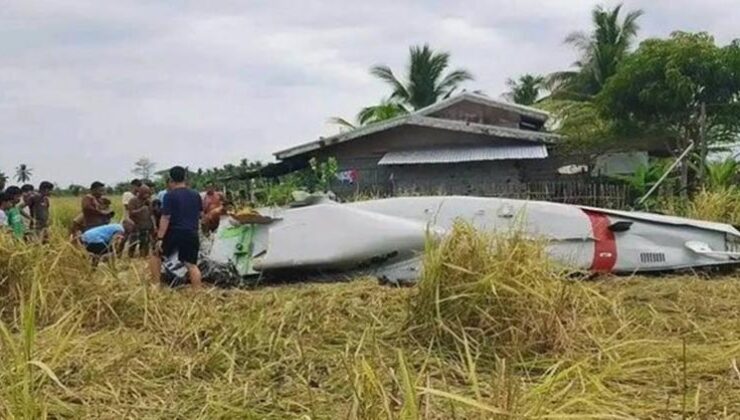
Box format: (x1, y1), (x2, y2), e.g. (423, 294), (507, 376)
(686, 187), (740, 225)
(408, 222), (585, 359)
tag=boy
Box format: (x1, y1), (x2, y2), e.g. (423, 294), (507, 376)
(27, 181), (53, 243)
(4, 186), (26, 240)
(80, 220), (135, 266)
(127, 185), (155, 257)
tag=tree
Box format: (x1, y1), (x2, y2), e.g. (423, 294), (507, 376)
(548, 4), (643, 100)
(329, 98), (409, 130)
(0, 171), (7, 190)
(67, 184), (85, 196)
(371, 44), (474, 110)
(15, 164), (32, 183)
(132, 158), (157, 180)
(504, 74), (546, 105)
(598, 32), (740, 191)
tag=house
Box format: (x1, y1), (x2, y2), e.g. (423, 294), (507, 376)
(270, 93), (570, 196)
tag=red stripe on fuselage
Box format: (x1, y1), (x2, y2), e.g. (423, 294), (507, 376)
(583, 210), (617, 272)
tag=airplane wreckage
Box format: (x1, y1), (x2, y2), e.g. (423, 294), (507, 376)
(163, 194), (740, 287)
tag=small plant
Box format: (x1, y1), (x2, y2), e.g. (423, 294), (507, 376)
(705, 158), (739, 190)
(309, 157), (339, 193)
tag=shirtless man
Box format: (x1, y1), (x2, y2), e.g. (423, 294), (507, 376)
(81, 181), (113, 231)
(201, 183), (225, 234)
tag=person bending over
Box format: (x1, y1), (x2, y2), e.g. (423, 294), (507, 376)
(80, 220), (134, 266)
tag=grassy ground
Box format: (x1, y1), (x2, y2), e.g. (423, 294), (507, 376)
(49, 195), (125, 230)
(1, 197), (739, 418)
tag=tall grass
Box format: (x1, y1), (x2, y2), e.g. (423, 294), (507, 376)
(409, 222), (586, 359)
(2, 203), (740, 417)
(49, 195), (125, 231)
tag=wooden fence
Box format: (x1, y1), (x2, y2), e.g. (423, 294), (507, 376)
(332, 179), (632, 209)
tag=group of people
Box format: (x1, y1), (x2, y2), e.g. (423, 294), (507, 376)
(70, 180), (151, 265)
(79, 166), (225, 289)
(2, 165), (227, 290)
(0, 181), (54, 242)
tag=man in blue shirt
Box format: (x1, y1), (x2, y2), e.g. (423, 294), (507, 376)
(80, 220), (134, 266)
(151, 166), (203, 288)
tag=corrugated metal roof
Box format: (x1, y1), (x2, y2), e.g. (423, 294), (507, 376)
(274, 92), (558, 160)
(378, 145), (548, 165)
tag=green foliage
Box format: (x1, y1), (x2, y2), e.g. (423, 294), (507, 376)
(548, 4), (643, 100)
(259, 175), (301, 207)
(599, 32), (740, 144)
(250, 157), (339, 206)
(331, 44), (472, 131)
(504, 74), (545, 105)
(706, 159), (739, 190)
(613, 160), (671, 209)
(0, 171), (7, 190)
(15, 164), (32, 183)
(371, 44), (473, 110)
(187, 159), (263, 191)
(539, 99), (615, 156)
(309, 157), (338, 193)
(67, 184), (84, 196)
(329, 98), (408, 130)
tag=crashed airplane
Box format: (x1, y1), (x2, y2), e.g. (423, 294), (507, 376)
(193, 195), (740, 286)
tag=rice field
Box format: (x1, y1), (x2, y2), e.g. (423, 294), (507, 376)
(1, 196), (740, 418)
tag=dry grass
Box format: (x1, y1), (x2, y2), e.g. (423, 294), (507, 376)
(1, 197), (739, 418)
(409, 222), (589, 359)
(49, 195), (125, 230)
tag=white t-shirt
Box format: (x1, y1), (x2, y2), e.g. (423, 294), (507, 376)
(0, 210), (7, 227)
(122, 191), (135, 207)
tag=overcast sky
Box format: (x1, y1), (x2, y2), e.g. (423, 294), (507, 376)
(1, 0), (738, 186)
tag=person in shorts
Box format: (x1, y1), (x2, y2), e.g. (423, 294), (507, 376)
(127, 185), (155, 257)
(80, 220), (135, 266)
(27, 181), (53, 243)
(150, 166), (203, 288)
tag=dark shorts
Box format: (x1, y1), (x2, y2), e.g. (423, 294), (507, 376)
(85, 242), (111, 256)
(162, 229), (199, 265)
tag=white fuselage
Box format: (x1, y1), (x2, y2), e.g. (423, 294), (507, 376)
(208, 196), (740, 282)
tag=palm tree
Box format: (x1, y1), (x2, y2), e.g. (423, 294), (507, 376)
(370, 44), (474, 110)
(15, 164), (32, 183)
(548, 4), (643, 99)
(505, 74), (546, 105)
(329, 98), (409, 130)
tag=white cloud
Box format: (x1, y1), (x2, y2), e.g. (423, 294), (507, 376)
(0, 0), (737, 186)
